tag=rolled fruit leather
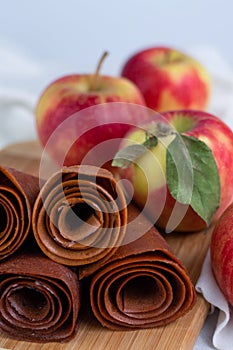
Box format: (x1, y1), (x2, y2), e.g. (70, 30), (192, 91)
(0, 166), (40, 260)
(87, 204), (196, 330)
(0, 246), (80, 342)
(32, 165), (127, 269)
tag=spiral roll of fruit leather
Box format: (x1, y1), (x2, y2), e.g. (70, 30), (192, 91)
(32, 165), (127, 270)
(0, 166), (39, 260)
(0, 247), (80, 342)
(89, 204), (196, 330)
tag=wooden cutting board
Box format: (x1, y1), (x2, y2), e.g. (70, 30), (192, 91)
(0, 141), (212, 350)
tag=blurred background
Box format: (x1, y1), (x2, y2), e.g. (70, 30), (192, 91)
(0, 0), (233, 146)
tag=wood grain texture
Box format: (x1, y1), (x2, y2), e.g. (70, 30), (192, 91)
(0, 141), (211, 350)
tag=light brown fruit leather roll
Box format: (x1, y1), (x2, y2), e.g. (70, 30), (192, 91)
(0, 166), (39, 260)
(32, 165), (127, 269)
(0, 247), (80, 342)
(89, 204), (196, 330)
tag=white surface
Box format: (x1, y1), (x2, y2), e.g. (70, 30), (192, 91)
(196, 250), (233, 350)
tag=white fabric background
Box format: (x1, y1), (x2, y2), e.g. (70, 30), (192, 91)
(196, 250), (233, 350)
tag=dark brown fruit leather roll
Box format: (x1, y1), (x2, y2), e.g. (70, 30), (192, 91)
(0, 247), (80, 342)
(0, 166), (39, 260)
(89, 204), (196, 330)
(32, 165), (127, 269)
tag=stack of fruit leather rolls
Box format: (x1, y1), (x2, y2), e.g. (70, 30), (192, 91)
(0, 166), (39, 261)
(32, 165), (127, 270)
(86, 204), (196, 330)
(0, 165), (81, 342)
(0, 246), (80, 342)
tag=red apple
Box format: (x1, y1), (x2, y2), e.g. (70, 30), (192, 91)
(121, 46), (211, 112)
(35, 52), (147, 168)
(112, 110), (233, 232)
(211, 202), (233, 306)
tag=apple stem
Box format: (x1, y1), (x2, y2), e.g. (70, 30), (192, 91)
(90, 51), (108, 91)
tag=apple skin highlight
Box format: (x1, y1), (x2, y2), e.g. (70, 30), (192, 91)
(121, 47), (211, 112)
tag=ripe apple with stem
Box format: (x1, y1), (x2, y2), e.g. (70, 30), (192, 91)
(35, 52), (147, 168)
(112, 110), (233, 233)
(121, 46), (211, 112)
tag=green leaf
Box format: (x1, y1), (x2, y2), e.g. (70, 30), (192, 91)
(166, 134), (220, 226)
(112, 133), (158, 169)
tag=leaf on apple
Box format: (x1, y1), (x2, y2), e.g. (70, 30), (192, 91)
(112, 132), (158, 169)
(166, 134), (220, 226)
